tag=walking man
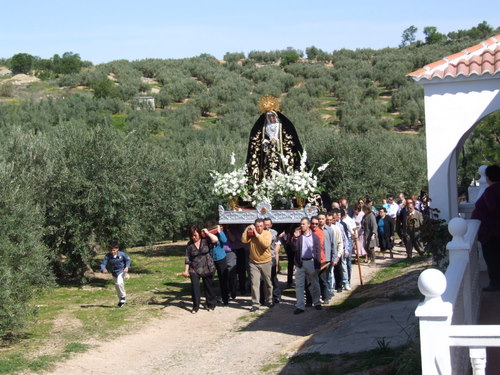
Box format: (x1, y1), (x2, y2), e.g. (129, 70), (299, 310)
(291, 217), (322, 314)
(262, 218), (281, 304)
(242, 219), (273, 311)
(403, 202), (424, 258)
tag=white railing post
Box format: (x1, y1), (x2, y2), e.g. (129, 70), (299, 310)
(446, 218), (473, 324)
(446, 217), (469, 265)
(469, 348), (486, 375)
(416, 268), (453, 375)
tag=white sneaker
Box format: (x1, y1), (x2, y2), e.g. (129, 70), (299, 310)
(345, 285), (352, 291)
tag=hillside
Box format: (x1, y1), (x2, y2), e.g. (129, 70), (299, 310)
(0, 29), (498, 344)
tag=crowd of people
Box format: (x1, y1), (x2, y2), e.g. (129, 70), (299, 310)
(179, 192), (432, 314)
(98, 168), (500, 313)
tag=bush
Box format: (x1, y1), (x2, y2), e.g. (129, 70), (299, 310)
(0, 82), (15, 97)
(0, 159), (53, 340)
(91, 78), (121, 99)
(223, 52), (245, 63)
(52, 52), (84, 75)
(304, 130), (427, 201)
(9, 53), (36, 74)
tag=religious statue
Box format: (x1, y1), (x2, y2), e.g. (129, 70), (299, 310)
(246, 96), (303, 185)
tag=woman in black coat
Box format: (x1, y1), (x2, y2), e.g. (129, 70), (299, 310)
(377, 207), (395, 259)
(181, 225), (218, 313)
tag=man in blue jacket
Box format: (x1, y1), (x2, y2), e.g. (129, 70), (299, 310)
(101, 242), (131, 307)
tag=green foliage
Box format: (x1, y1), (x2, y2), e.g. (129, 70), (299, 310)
(154, 87), (170, 108)
(448, 21), (496, 41)
(423, 26), (446, 44)
(8, 51), (86, 79)
(51, 52), (84, 74)
(280, 52), (300, 67)
(306, 46), (331, 62)
(42, 125), (141, 277)
(91, 78), (120, 99)
(0, 158), (54, 340)
(9, 53), (36, 74)
(1, 26), (493, 342)
(457, 112), (500, 197)
(0, 82), (15, 97)
(400, 26), (418, 48)
(223, 52), (245, 63)
(304, 130), (427, 201)
(248, 47), (304, 63)
(418, 208), (451, 269)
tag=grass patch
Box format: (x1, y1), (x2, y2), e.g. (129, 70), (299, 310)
(0, 354), (28, 374)
(369, 256), (427, 285)
(319, 96), (341, 107)
(63, 342), (89, 354)
(0, 354), (58, 374)
(0, 242), (189, 374)
(260, 354), (288, 372)
(237, 314), (258, 323)
(111, 113), (127, 130)
(26, 356), (58, 372)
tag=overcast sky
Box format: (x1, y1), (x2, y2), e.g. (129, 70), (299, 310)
(1, 0), (499, 64)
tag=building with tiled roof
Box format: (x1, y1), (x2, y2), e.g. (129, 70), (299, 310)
(408, 35), (500, 221)
(408, 35), (500, 82)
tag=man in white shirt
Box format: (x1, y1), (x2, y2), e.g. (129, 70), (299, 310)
(386, 195), (399, 220)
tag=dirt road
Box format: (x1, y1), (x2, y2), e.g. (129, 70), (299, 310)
(33, 248), (410, 375)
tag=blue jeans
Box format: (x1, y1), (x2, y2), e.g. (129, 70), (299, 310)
(342, 239), (353, 287)
(319, 263), (333, 301)
(342, 254), (352, 286)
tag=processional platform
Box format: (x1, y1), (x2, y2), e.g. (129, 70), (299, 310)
(218, 201), (318, 224)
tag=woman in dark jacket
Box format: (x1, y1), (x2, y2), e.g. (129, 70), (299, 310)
(362, 205), (378, 266)
(377, 207), (395, 259)
(471, 165), (500, 292)
(181, 225), (218, 313)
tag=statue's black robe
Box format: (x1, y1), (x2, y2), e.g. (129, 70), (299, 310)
(246, 112), (303, 185)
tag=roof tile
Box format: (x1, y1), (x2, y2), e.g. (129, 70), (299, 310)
(408, 35), (500, 81)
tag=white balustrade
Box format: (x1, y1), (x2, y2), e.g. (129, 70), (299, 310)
(416, 217), (500, 375)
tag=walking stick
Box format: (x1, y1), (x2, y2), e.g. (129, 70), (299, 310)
(353, 230), (363, 286)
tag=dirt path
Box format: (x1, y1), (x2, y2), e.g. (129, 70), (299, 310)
(33, 247), (410, 375)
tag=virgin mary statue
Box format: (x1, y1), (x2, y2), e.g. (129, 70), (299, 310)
(246, 96), (303, 185)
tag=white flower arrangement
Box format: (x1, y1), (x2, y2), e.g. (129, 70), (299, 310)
(210, 153), (251, 203)
(249, 152), (321, 206)
(210, 166), (250, 200)
(284, 169), (319, 199)
(210, 150), (331, 208)
(250, 170), (319, 207)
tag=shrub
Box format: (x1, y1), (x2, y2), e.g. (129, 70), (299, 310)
(0, 159), (53, 340)
(0, 82), (15, 97)
(9, 53), (36, 74)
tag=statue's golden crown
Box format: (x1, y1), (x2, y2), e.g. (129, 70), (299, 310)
(258, 95), (280, 114)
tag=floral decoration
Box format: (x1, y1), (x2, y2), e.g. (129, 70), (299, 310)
(210, 151), (330, 209)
